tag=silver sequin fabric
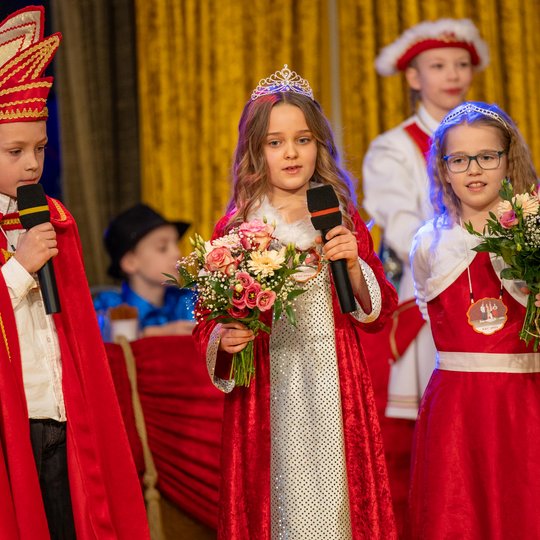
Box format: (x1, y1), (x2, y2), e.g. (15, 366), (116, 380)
(269, 267), (352, 540)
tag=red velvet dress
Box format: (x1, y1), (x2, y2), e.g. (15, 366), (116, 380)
(194, 210), (398, 540)
(409, 251), (540, 539)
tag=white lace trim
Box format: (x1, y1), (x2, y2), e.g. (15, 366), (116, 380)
(350, 258), (381, 323)
(206, 324), (235, 393)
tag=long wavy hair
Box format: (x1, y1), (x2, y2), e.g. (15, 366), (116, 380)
(429, 101), (537, 228)
(225, 92), (357, 231)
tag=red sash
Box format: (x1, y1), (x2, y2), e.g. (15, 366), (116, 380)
(404, 122), (431, 161)
(388, 122), (432, 360)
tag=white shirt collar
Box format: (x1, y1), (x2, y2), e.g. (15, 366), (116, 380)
(0, 192), (17, 215)
(416, 104), (441, 135)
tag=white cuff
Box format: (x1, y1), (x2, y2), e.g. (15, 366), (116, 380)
(350, 258), (382, 323)
(1, 256), (36, 306)
(207, 324), (235, 393)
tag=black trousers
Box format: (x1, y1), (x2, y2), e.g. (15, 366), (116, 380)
(30, 419), (76, 540)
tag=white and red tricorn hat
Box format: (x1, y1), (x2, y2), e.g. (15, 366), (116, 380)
(0, 5), (61, 123)
(375, 18), (489, 76)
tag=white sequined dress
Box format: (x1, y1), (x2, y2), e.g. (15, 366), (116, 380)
(205, 199), (386, 539)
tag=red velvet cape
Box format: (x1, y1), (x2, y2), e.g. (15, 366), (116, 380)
(0, 198), (149, 540)
(194, 210), (399, 539)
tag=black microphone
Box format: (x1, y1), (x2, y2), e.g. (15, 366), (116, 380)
(17, 184), (61, 314)
(307, 185), (356, 313)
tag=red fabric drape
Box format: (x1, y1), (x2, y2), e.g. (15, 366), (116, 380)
(105, 336), (225, 529)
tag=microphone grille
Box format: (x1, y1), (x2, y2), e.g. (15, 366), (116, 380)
(17, 184), (50, 229)
(306, 184), (342, 230)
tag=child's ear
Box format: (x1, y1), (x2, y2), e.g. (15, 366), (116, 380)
(119, 251), (138, 275)
(405, 66), (421, 92)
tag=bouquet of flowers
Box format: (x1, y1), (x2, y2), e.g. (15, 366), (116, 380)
(465, 179), (540, 350)
(167, 219), (314, 386)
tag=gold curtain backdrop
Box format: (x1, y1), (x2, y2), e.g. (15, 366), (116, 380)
(135, 0), (540, 250)
(135, 0), (331, 250)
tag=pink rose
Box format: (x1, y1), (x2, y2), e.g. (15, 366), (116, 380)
(232, 287), (247, 309)
(205, 246), (238, 275)
(228, 305), (250, 319)
(499, 210), (518, 229)
(245, 282), (262, 309)
(256, 290), (276, 311)
(239, 220), (273, 251)
(236, 271), (254, 288)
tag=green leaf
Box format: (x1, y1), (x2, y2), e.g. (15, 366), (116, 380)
(273, 301), (283, 322)
(287, 289), (307, 301)
(285, 304), (296, 326)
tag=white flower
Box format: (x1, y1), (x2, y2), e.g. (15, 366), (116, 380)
(514, 193), (540, 217)
(247, 247), (286, 277)
(212, 233), (241, 250)
(497, 200), (512, 216)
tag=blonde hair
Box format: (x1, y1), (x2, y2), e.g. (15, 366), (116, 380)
(225, 92), (356, 231)
(429, 101), (537, 227)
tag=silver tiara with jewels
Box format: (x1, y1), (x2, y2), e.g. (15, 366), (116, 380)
(441, 102), (508, 129)
(250, 64), (314, 101)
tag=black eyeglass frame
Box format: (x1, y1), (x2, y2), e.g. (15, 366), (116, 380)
(443, 150), (506, 173)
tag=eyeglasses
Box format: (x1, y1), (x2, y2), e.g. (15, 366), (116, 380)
(443, 150), (506, 173)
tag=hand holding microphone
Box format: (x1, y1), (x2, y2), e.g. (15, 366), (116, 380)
(307, 185), (357, 313)
(16, 184), (61, 314)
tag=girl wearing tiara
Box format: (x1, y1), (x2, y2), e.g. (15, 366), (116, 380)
(194, 66), (398, 539)
(363, 19), (490, 420)
(409, 101), (540, 539)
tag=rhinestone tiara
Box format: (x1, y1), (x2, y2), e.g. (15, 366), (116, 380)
(250, 64), (314, 101)
(441, 102), (508, 129)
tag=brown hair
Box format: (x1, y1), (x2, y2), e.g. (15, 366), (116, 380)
(225, 92), (356, 231)
(429, 101), (537, 227)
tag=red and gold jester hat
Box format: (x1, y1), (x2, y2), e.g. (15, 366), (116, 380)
(0, 5), (61, 123)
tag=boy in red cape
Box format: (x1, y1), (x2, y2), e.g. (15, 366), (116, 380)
(0, 6), (149, 539)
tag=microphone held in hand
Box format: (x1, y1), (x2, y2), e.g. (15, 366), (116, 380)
(307, 185), (356, 313)
(17, 184), (61, 314)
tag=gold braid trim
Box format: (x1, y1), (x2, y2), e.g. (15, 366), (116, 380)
(0, 313), (11, 362)
(0, 81), (51, 96)
(0, 35), (60, 85)
(51, 198), (67, 222)
(0, 107), (48, 120)
(1, 248), (14, 262)
(1, 98), (46, 107)
(0, 217), (21, 226)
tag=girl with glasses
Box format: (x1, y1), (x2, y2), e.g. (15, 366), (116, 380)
(362, 19), (490, 423)
(409, 101), (540, 539)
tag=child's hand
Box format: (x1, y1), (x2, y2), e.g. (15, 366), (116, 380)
(316, 225), (373, 313)
(219, 321), (255, 353)
(316, 225), (359, 271)
(14, 223), (58, 274)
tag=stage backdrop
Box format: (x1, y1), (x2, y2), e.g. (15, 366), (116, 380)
(135, 0), (540, 255)
(50, 0), (540, 284)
